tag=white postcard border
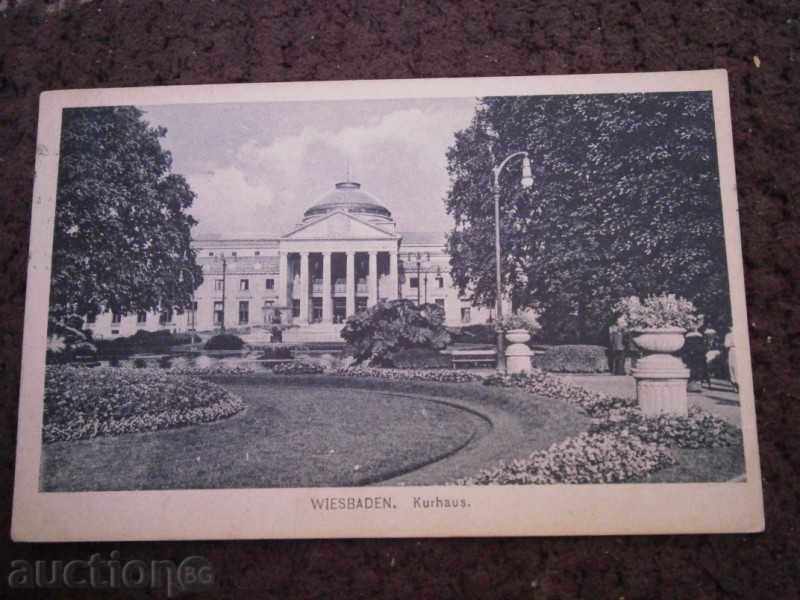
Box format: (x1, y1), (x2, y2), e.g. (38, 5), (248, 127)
(12, 70), (764, 541)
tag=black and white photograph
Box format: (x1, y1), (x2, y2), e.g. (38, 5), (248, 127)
(13, 72), (763, 540)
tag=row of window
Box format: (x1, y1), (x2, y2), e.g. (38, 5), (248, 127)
(205, 251), (437, 261)
(208, 276), (445, 293)
(89, 297), (471, 330)
(212, 301), (251, 325)
(213, 279), (275, 292)
(207, 251), (263, 257)
(409, 276), (444, 289)
(211, 298), (469, 325)
(88, 303), (199, 326)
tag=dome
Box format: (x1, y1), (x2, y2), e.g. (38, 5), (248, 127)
(302, 181), (393, 222)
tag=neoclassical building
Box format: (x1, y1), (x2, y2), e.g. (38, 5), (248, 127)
(86, 180), (496, 342)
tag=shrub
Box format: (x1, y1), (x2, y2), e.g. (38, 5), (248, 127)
(133, 357), (148, 368)
(614, 294), (701, 331)
(95, 329), (200, 356)
(388, 347), (452, 369)
(456, 432), (676, 485)
(272, 361), (325, 375)
(43, 366), (245, 443)
(46, 318), (97, 364)
(335, 366), (483, 384)
(535, 345), (609, 373)
(340, 299), (450, 364)
(590, 406), (742, 449)
(205, 333), (245, 351)
(449, 324), (497, 345)
(258, 346), (294, 360)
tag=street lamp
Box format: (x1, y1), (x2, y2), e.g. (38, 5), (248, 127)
(492, 151), (533, 372)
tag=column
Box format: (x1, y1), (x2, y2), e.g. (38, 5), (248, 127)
(278, 250), (288, 308)
(322, 251), (332, 323)
(389, 250), (399, 300)
(368, 250), (378, 306)
(345, 251), (355, 316)
(299, 251), (309, 323)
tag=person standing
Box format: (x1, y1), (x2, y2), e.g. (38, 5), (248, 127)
(609, 322), (626, 375)
(683, 329), (706, 392)
(724, 326), (738, 392)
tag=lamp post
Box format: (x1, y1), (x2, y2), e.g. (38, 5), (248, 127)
(176, 267), (199, 350)
(492, 151), (534, 372)
(416, 254), (422, 305)
(212, 255), (227, 332)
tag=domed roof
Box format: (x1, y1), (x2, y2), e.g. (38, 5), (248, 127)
(303, 181), (393, 221)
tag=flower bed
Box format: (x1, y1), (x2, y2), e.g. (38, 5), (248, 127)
(335, 366), (484, 384)
(589, 406), (741, 449)
(272, 361), (325, 375)
(483, 371), (637, 418)
(456, 432), (676, 485)
(172, 364), (257, 377)
(43, 366), (245, 443)
(330, 364), (741, 484)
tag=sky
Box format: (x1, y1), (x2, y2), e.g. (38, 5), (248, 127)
(141, 97), (479, 237)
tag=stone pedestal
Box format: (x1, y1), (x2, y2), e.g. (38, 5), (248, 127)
(504, 329), (533, 374)
(632, 353), (690, 416)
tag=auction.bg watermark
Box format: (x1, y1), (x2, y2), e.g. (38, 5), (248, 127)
(8, 552), (213, 597)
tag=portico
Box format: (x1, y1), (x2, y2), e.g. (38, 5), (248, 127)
(278, 246), (400, 325)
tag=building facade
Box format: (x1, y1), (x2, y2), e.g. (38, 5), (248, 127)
(86, 180), (497, 342)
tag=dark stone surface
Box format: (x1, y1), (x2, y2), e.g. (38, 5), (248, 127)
(1, 1), (798, 597)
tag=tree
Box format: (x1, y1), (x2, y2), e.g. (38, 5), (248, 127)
(445, 93), (730, 343)
(50, 106), (202, 323)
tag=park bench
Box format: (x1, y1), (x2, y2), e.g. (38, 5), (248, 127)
(449, 348), (497, 369)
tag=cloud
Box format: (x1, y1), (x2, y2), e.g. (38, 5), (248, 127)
(186, 103), (477, 236)
(186, 167), (277, 236)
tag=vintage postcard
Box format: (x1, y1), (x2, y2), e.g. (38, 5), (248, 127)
(12, 70), (764, 541)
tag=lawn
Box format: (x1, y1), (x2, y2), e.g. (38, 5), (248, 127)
(39, 374), (588, 491)
(40, 368), (745, 490)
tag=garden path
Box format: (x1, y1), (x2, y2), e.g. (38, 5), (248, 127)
(557, 374), (742, 427)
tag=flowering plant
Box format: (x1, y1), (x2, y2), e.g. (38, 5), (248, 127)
(43, 366), (244, 443)
(613, 294), (701, 332)
(455, 432), (676, 485)
(272, 361), (325, 375)
(498, 312), (540, 335)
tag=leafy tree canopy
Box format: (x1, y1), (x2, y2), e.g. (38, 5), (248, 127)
(51, 106), (202, 321)
(341, 299), (451, 364)
(445, 92), (730, 343)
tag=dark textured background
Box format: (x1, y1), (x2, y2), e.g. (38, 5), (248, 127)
(1, 1), (798, 598)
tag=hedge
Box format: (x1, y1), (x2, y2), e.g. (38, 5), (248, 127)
(204, 333), (245, 350)
(388, 347), (453, 369)
(95, 329), (200, 355)
(535, 344), (609, 373)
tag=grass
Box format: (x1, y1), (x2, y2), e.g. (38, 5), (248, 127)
(40, 371), (745, 490)
(43, 372), (590, 491)
(641, 445), (746, 483)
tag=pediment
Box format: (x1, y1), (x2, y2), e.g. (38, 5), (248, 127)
(282, 210), (398, 240)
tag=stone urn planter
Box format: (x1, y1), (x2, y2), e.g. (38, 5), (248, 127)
(631, 327), (690, 416)
(505, 328), (533, 374)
